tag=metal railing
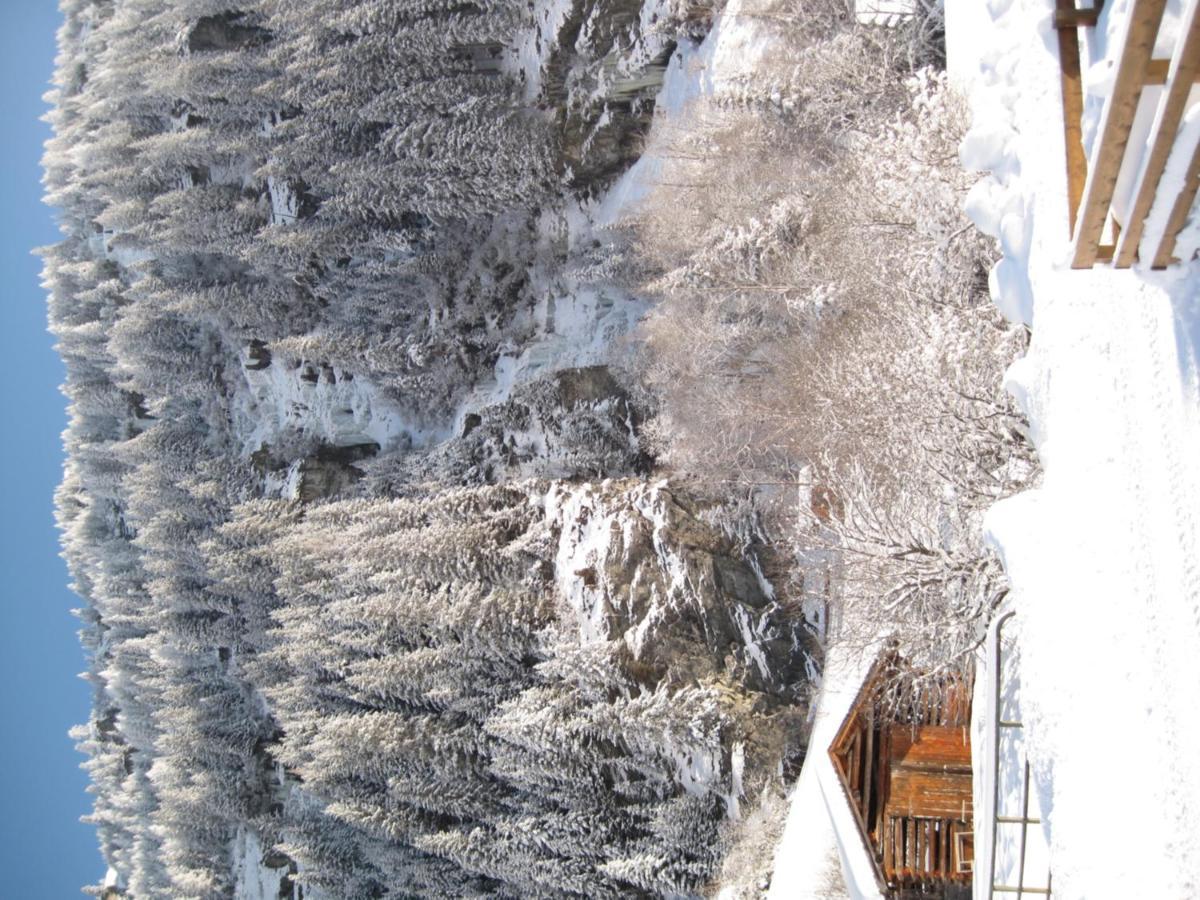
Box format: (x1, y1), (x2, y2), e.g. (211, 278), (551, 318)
(987, 612), (1053, 900)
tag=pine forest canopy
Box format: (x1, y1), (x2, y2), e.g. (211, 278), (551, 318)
(45, 0), (815, 897)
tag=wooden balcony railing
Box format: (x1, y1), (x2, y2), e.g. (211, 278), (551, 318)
(1057, 0), (1200, 268)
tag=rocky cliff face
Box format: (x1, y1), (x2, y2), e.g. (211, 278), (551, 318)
(548, 480), (816, 698)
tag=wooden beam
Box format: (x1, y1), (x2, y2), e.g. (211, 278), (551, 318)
(861, 708), (875, 823)
(829, 743), (892, 893)
(874, 719), (889, 850)
(1071, 0), (1170, 267)
(909, 818), (918, 873)
(1150, 134), (1200, 266)
(1115, 0), (1200, 266)
(1057, 0), (1091, 237)
(1055, 7), (1101, 27)
(1145, 58), (1200, 83)
(848, 730), (860, 797)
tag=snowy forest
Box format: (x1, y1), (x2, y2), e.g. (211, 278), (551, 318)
(44, 0), (1033, 897)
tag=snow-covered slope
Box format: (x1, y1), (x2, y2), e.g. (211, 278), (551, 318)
(766, 643), (882, 900)
(951, 2), (1200, 896)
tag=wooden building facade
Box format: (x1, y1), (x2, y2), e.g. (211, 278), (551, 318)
(828, 655), (975, 898)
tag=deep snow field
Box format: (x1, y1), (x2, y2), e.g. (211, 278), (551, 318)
(770, 1), (1200, 897)
(957, 1), (1200, 897)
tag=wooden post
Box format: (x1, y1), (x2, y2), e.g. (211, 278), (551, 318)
(883, 808), (892, 867)
(942, 820), (952, 876)
(1071, 0), (1169, 268)
(1115, 0), (1200, 266)
(1057, 0), (1091, 237)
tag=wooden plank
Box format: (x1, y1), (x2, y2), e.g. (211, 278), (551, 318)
(922, 819), (932, 872)
(1071, 0), (1170, 267)
(862, 710), (875, 823)
(912, 819), (920, 872)
(874, 723), (889, 844)
(882, 804), (892, 866)
(913, 819), (922, 872)
(942, 819), (952, 875)
(1058, 0), (1092, 237)
(885, 817), (894, 876)
(888, 725), (972, 771)
(893, 817), (903, 874)
(1116, 0), (1200, 266)
(931, 816), (940, 873)
(890, 769), (975, 819)
(895, 814), (903, 872)
(848, 730), (860, 797)
(907, 816), (916, 873)
(926, 819), (935, 871)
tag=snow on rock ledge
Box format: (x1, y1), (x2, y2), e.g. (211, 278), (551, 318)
(231, 344), (436, 457)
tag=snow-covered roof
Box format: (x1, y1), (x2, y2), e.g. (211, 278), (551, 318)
(768, 644), (887, 900)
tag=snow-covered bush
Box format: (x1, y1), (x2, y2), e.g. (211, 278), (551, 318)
(630, 7), (1035, 691)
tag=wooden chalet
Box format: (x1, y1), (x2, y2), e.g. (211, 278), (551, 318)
(828, 654), (975, 899)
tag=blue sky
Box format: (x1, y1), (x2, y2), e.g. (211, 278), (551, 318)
(0, 2), (102, 895)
